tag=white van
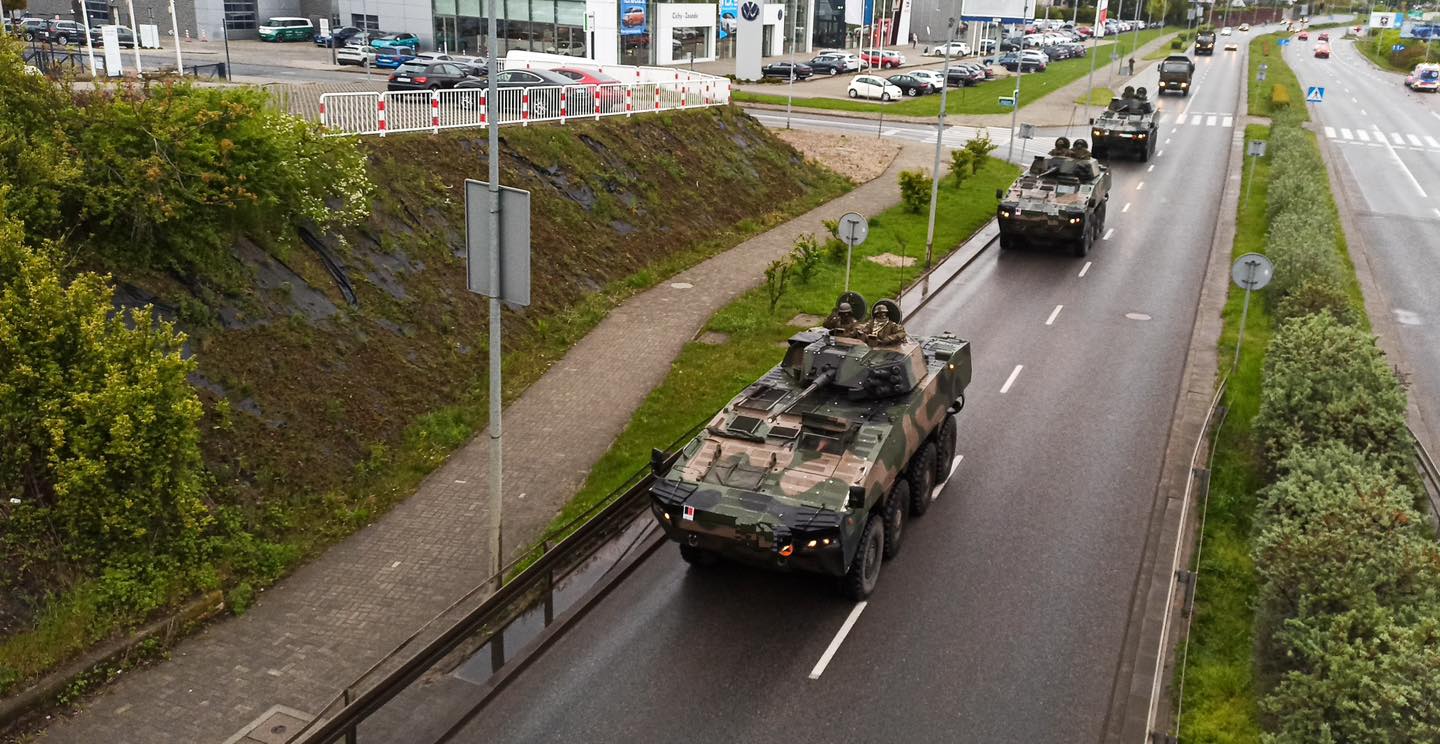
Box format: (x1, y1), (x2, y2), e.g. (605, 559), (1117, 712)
(259, 17), (315, 42)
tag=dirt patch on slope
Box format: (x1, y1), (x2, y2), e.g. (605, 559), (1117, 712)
(772, 130), (902, 183)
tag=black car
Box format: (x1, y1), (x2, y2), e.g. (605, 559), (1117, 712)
(88, 25), (137, 47)
(997, 52), (1045, 72)
(43, 20), (87, 45)
(386, 60), (477, 91)
(887, 73), (932, 97)
(805, 55), (846, 75)
(455, 68), (577, 118)
(15, 18), (48, 40)
(316, 25), (367, 47)
(944, 64), (981, 86)
(762, 61), (813, 80)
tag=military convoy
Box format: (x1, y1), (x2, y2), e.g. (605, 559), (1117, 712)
(1158, 55), (1195, 96)
(995, 137), (1112, 257)
(1195, 30), (1216, 55)
(1090, 86), (1159, 162)
(648, 293), (971, 599)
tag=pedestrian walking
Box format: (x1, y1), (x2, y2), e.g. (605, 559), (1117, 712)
(910, 32), (917, 49)
(1128, 57), (1135, 75)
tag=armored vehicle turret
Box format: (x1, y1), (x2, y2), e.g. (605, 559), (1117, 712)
(1090, 86), (1160, 161)
(649, 294), (971, 600)
(995, 137), (1112, 257)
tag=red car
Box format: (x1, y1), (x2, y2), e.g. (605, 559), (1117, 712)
(1314, 44), (1330, 58)
(1317, 32), (1329, 41)
(622, 7), (645, 27)
(551, 66), (627, 111)
(1297, 31), (1309, 40)
(860, 49), (906, 68)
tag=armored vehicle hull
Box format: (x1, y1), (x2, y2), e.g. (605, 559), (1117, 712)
(1091, 88), (1159, 161)
(996, 143), (1112, 257)
(649, 313), (971, 600)
(1195, 32), (1216, 55)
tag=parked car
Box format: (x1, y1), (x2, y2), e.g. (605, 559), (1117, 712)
(336, 44), (381, 66)
(373, 47), (418, 68)
(545, 40), (587, 56)
(455, 68), (578, 116)
(997, 51), (1046, 72)
(847, 74), (902, 100)
(258, 17), (315, 42)
(908, 69), (946, 91)
(886, 72), (931, 96)
(806, 55), (848, 75)
(15, 18), (48, 40)
(1405, 63), (1440, 91)
(370, 32), (419, 49)
(552, 66), (627, 110)
(762, 61), (813, 79)
(925, 41), (970, 57)
(43, 20), (87, 45)
(945, 64), (983, 86)
(817, 51), (861, 71)
(315, 25), (366, 47)
(88, 24), (137, 47)
(860, 49), (905, 68)
(448, 55), (489, 75)
(977, 38), (997, 53)
(386, 60), (476, 91)
(1313, 43), (1330, 58)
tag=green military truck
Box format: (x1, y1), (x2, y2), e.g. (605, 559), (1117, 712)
(1195, 30), (1216, 55)
(649, 293), (970, 600)
(1158, 55), (1195, 95)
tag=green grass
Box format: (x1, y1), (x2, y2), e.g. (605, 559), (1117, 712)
(1246, 31), (1308, 122)
(1144, 31), (1188, 59)
(537, 157), (1021, 543)
(734, 27), (1178, 117)
(1174, 123), (1271, 743)
(1075, 85), (1115, 105)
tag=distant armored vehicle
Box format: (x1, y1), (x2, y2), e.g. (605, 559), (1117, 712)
(996, 137), (1112, 257)
(649, 294), (971, 600)
(1090, 86), (1159, 161)
(1195, 30), (1216, 54)
(1158, 55), (1195, 95)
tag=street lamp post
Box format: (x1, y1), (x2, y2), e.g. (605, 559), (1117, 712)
(125, 0), (142, 73)
(923, 16), (958, 273)
(78, 1), (99, 77)
(1006, 0), (1032, 163)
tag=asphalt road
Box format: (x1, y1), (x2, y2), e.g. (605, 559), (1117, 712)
(1282, 37), (1440, 447)
(430, 38), (1251, 744)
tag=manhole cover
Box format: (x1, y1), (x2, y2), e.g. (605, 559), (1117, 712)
(670, 282), (694, 289)
(225, 705), (313, 744)
(1125, 312), (1152, 321)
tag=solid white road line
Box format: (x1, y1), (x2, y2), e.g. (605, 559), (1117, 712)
(809, 602), (868, 680)
(1374, 127), (1429, 199)
(1103, 228), (1116, 240)
(1079, 261), (1092, 278)
(1046, 304), (1063, 326)
(1122, 202), (1132, 212)
(1000, 365), (1023, 394)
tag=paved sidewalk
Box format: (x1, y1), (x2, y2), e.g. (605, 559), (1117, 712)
(35, 142), (935, 744)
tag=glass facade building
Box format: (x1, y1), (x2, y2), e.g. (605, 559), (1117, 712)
(432, 0), (589, 57)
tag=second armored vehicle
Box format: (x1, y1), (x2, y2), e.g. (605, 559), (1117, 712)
(1195, 30), (1216, 55)
(649, 294), (971, 600)
(996, 138), (1111, 257)
(1158, 55), (1195, 96)
(1090, 86), (1159, 161)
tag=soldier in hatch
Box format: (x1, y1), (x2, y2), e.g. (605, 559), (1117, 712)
(860, 303), (907, 346)
(824, 301), (862, 336)
(1049, 136), (1071, 156)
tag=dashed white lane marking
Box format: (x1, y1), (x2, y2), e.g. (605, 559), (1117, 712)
(1046, 305), (1063, 326)
(1434, 207), (1440, 219)
(1000, 365), (1023, 394)
(1103, 227), (1116, 240)
(1079, 261), (1092, 278)
(1324, 126), (1336, 138)
(809, 602), (868, 680)
(1352, 96), (1358, 103)
(1122, 202), (1132, 213)
(1156, 150), (1163, 157)
(1165, 138), (1171, 144)
(1136, 181), (1145, 190)
(1147, 165), (1155, 172)
(1361, 108), (1368, 116)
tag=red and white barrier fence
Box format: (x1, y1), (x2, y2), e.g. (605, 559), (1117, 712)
(319, 79), (725, 136)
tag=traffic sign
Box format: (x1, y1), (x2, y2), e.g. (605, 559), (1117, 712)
(1018, 123), (1035, 139)
(465, 180), (532, 306)
(1277, 38), (1290, 46)
(1231, 253), (1274, 291)
(1393, 43), (1407, 52)
(998, 96), (1016, 108)
(838, 211), (868, 292)
(1305, 86), (1324, 103)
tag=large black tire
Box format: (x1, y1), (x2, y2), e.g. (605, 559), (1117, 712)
(1140, 143), (1151, 162)
(679, 543), (719, 567)
(848, 88), (859, 98)
(933, 414), (958, 486)
(883, 479), (909, 558)
(1074, 222), (1093, 257)
(843, 515), (884, 600)
(908, 441), (937, 517)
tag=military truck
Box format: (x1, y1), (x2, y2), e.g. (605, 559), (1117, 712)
(1158, 55), (1195, 95)
(995, 137), (1111, 257)
(1195, 30), (1216, 55)
(648, 294), (971, 600)
(1090, 86), (1159, 162)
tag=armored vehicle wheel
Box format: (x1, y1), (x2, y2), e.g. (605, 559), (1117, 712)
(883, 479), (909, 558)
(679, 543), (719, 567)
(999, 233), (1022, 251)
(1074, 223), (1093, 257)
(908, 442), (937, 516)
(933, 414), (958, 486)
(843, 515), (884, 600)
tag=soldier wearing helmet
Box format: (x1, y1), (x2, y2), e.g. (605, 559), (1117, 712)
(824, 301), (861, 337)
(860, 303), (907, 346)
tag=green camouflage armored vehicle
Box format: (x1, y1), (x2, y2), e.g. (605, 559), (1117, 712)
(996, 137), (1112, 257)
(649, 294), (971, 600)
(1089, 86), (1159, 161)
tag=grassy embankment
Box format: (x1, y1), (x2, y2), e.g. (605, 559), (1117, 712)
(542, 156), (1020, 536)
(1174, 29), (1383, 742)
(735, 27), (1178, 116)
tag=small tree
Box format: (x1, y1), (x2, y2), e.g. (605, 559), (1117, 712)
(764, 257), (792, 314)
(964, 136), (998, 174)
(898, 169), (930, 213)
(789, 233), (823, 284)
(949, 149), (974, 188)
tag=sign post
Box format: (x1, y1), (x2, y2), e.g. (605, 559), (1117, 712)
(1230, 253), (1274, 372)
(1244, 139), (1266, 207)
(1305, 85), (1324, 103)
(924, 17), (958, 275)
(838, 211), (869, 292)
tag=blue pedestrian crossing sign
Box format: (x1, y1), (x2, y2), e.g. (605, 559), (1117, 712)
(1305, 86), (1325, 103)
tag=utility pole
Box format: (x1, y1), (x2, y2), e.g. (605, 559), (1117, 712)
(168, 0), (182, 71)
(78, 1), (99, 77)
(923, 15), (958, 273)
(1006, 0), (1030, 163)
(1084, 0), (1105, 132)
(485, 0), (504, 584)
(126, 0), (142, 73)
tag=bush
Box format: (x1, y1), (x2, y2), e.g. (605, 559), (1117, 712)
(898, 169), (930, 213)
(964, 137), (997, 174)
(950, 149), (974, 187)
(1274, 276), (1358, 327)
(1270, 84), (1291, 109)
(789, 233), (823, 284)
(1253, 313), (1411, 478)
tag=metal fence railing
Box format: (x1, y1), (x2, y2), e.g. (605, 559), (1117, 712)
(1410, 425), (1440, 529)
(319, 79), (727, 137)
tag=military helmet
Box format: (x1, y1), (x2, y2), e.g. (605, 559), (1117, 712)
(1054, 136), (1071, 150)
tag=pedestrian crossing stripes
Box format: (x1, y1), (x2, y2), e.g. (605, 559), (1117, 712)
(1324, 126), (1440, 154)
(1171, 112), (1233, 128)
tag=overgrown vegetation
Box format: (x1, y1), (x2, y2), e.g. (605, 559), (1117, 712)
(0, 33), (851, 699)
(1178, 37), (1438, 740)
(1356, 27), (1440, 72)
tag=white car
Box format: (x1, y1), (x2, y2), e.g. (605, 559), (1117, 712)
(818, 52), (861, 71)
(925, 41), (970, 57)
(336, 44), (380, 66)
(909, 69), (946, 91)
(1220, 26), (1233, 35)
(1238, 23), (1250, 31)
(413, 51), (453, 63)
(848, 74), (903, 101)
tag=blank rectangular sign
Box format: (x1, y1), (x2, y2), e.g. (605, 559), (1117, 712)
(959, 0), (1034, 23)
(465, 180), (532, 307)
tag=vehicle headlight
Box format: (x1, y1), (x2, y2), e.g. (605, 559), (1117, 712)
(999, 208), (1012, 218)
(1092, 129), (1103, 137)
(1138, 133), (1148, 139)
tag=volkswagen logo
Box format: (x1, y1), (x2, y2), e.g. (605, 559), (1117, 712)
(740, 1), (760, 21)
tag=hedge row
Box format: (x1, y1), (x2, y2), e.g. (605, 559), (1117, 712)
(1248, 118), (1440, 739)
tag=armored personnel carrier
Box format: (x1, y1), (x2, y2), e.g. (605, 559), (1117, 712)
(1195, 30), (1216, 55)
(649, 294), (971, 600)
(1090, 86), (1159, 161)
(995, 137), (1112, 257)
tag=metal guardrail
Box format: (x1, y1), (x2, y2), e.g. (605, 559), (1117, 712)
(1146, 374), (1230, 742)
(319, 79), (726, 137)
(284, 424), (701, 744)
(1409, 425), (1440, 528)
